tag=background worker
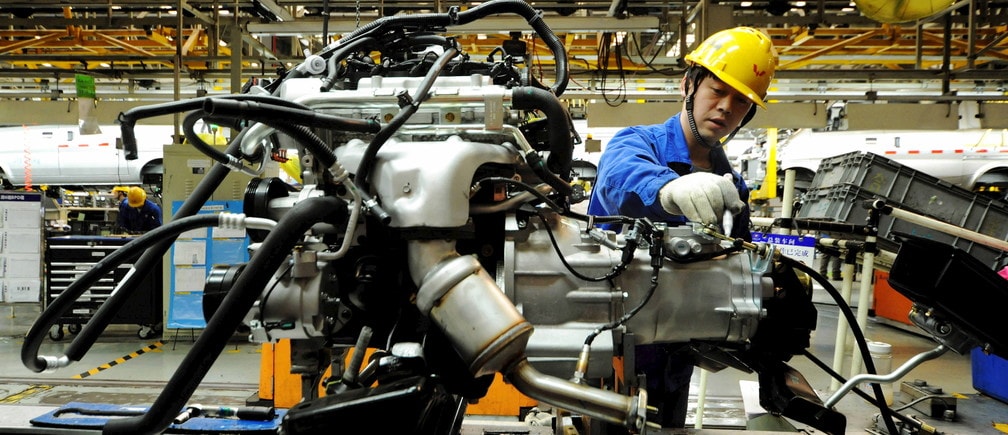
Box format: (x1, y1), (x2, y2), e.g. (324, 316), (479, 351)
(116, 186), (162, 233)
(111, 186), (129, 207)
(586, 27), (778, 428)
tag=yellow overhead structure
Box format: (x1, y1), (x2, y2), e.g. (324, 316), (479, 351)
(855, 0), (956, 24)
(749, 128), (778, 202)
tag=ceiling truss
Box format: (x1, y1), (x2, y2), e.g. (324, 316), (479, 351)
(0, 1), (1006, 102)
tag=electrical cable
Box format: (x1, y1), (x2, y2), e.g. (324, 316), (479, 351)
(534, 211), (629, 283)
(474, 176), (630, 226)
(627, 31), (679, 76)
(597, 32), (627, 106)
(584, 265), (659, 347)
(257, 263), (294, 336)
(355, 46), (461, 191)
(781, 256), (901, 435)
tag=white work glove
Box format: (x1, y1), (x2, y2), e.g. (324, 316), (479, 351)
(658, 172), (745, 226)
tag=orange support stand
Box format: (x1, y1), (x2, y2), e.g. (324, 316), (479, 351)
(465, 373), (538, 417)
(872, 270), (913, 325)
(260, 341), (382, 408)
(259, 339), (540, 416)
(258, 339), (307, 408)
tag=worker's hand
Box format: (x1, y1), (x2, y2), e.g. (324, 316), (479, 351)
(659, 172), (745, 226)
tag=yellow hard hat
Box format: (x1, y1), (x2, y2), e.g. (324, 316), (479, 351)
(127, 186), (147, 208)
(112, 186), (130, 195)
(685, 27), (778, 109)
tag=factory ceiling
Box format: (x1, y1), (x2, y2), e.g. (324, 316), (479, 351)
(0, 1), (1006, 103)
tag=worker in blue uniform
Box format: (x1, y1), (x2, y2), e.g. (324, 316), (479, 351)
(117, 186), (162, 233)
(587, 27), (778, 428)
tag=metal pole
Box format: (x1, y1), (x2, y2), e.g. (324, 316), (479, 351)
(848, 235), (876, 381)
(829, 259), (857, 391)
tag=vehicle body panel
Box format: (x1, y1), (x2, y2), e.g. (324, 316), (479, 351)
(772, 128), (1008, 191)
(0, 124), (170, 187)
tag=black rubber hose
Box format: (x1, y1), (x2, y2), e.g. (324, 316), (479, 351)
(181, 111), (263, 164)
(102, 196), (347, 435)
(181, 110), (234, 165)
(511, 86), (574, 196)
(117, 95), (312, 159)
(22, 214), (220, 372)
(329, 0), (567, 95)
(62, 136), (250, 363)
(200, 103), (391, 223)
(331, 13), (449, 45)
(319, 36), (381, 92)
(454, 0), (568, 95)
(203, 99), (381, 136)
(203, 100), (360, 171)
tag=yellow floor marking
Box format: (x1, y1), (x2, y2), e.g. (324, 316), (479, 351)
(0, 385), (53, 403)
(72, 341), (163, 379)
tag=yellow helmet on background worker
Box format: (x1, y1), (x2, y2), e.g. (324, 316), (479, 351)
(685, 27), (778, 109)
(127, 186), (147, 208)
(112, 186), (130, 195)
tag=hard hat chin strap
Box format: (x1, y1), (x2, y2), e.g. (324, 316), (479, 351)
(685, 95), (714, 149)
(684, 66), (714, 149)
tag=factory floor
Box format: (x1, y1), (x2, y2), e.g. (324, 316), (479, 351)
(0, 272), (1005, 434)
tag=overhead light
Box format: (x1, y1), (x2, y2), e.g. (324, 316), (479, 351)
(42, 63), (52, 67)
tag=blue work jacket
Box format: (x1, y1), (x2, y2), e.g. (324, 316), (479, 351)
(117, 199), (163, 233)
(586, 114), (751, 240)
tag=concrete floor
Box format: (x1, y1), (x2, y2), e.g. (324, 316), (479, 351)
(0, 273), (1005, 434)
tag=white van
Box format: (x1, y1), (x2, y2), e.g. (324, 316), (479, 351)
(0, 124), (169, 188)
(772, 128), (1008, 196)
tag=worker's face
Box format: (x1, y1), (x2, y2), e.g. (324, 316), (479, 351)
(682, 75), (753, 143)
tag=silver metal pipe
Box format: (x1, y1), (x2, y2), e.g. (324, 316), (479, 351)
(825, 345), (948, 408)
(507, 358), (647, 432)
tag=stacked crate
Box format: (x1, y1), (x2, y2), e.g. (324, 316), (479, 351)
(795, 151), (1008, 268)
(797, 151), (1008, 403)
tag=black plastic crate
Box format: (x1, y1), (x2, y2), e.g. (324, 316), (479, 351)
(809, 151), (1007, 227)
(796, 184), (1008, 268)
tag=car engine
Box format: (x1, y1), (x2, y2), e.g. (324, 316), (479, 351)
(22, 2), (846, 434)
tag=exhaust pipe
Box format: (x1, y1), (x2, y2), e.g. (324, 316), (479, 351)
(411, 241), (647, 432)
(507, 358), (647, 430)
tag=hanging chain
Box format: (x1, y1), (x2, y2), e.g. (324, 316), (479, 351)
(355, 0), (361, 28)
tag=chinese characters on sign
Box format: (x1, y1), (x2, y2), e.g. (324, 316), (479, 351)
(750, 231), (817, 264)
